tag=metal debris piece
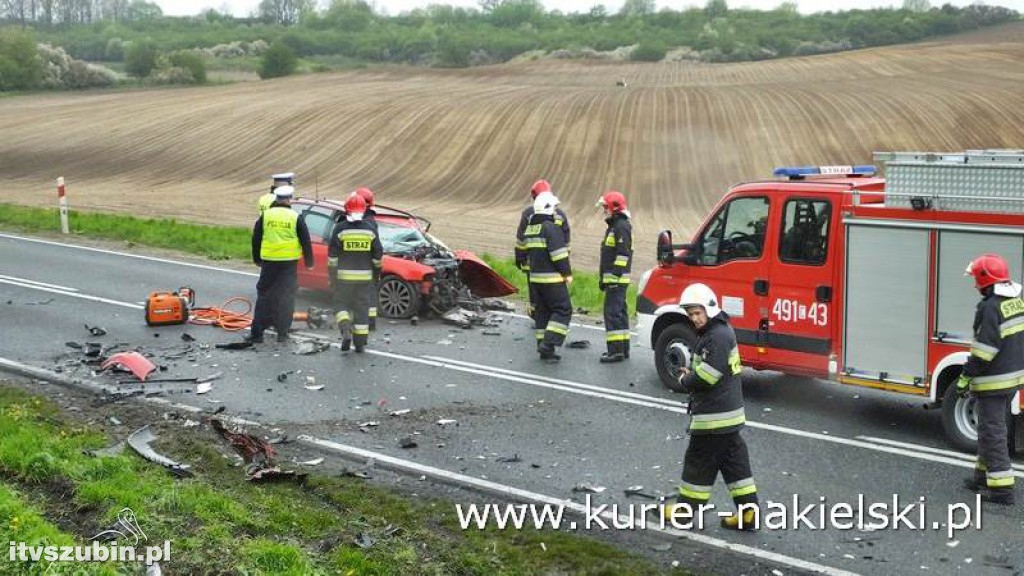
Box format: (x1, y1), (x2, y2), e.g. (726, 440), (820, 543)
(624, 485), (659, 500)
(299, 457), (324, 466)
(496, 454), (522, 463)
(304, 384), (325, 391)
(215, 341), (253, 350)
(480, 298), (514, 312)
(437, 419), (457, 426)
(101, 352), (156, 381)
(197, 372), (224, 384)
(572, 483), (606, 494)
(358, 421), (380, 428)
(399, 436), (418, 449)
(390, 409), (411, 417)
(295, 340), (330, 355)
(85, 324), (107, 336)
(196, 382), (213, 395)
(126, 425), (193, 477)
(567, 340), (591, 349)
(84, 342), (103, 357)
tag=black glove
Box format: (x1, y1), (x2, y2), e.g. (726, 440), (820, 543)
(373, 270), (381, 285)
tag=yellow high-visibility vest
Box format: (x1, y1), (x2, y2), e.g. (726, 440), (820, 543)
(261, 207), (301, 261)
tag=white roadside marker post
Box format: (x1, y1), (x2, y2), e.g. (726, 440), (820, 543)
(57, 177), (69, 234)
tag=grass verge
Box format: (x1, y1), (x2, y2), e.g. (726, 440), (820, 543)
(0, 203), (636, 315)
(0, 384), (686, 575)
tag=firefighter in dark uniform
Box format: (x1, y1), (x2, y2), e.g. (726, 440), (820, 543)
(353, 187), (380, 330)
(524, 192), (573, 362)
(259, 172), (293, 214)
(664, 283), (759, 530)
(327, 193), (382, 353)
(597, 190), (632, 363)
(958, 253), (1023, 505)
(515, 179), (570, 348)
(249, 185), (314, 343)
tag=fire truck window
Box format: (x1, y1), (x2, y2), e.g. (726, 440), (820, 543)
(780, 199), (831, 265)
(697, 196), (769, 265)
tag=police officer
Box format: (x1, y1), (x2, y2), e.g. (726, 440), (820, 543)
(665, 283), (759, 530)
(597, 190), (632, 363)
(249, 185), (314, 343)
(353, 187), (380, 330)
(516, 179), (570, 347)
(327, 193), (382, 353)
(958, 253), (1023, 505)
(524, 192), (572, 362)
(259, 172), (294, 214)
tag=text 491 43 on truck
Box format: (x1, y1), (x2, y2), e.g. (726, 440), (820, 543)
(636, 150), (1024, 453)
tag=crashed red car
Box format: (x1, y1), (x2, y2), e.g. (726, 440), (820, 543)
(291, 197), (517, 318)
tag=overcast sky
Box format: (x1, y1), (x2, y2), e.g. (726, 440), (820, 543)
(157, 0), (1024, 17)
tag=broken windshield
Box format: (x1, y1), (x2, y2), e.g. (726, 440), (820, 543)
(378, 222), (431, 254)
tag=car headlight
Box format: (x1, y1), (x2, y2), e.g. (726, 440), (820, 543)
(638, 269), (652, 295)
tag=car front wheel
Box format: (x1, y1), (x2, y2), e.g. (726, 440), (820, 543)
(378, 275), (421, 319)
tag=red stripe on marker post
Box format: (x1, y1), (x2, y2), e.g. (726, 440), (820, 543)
(57, 177), (69, 234)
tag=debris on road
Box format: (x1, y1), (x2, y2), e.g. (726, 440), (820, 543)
(210, 419), (305, 483)
(436, 419), (457, 426)
(624, 485), (659, 500)
(83, 342), (103, 357)
(85, 324), (107, 336)
(496, 454), (522, 463)
(196, 382), (213, 395)
(299, 457), (324, 466)
(304, 384), (325, 391)
(390, 409), (411, 417)
(26, 298), (54, 306)
(108, 416), (122, 426)
(294, 340), (330, 355)
(399, 436), (418, 449)
(126, 425), (193, 478)
(574, 307), (590, 315)
(567, 340), (591, 349)
(482, 330), (502, 336)
(215, 341), (253, 350)
(102, 352), (157, 381)
(572, 483), (606, 494)
(84, 440), (126, 458)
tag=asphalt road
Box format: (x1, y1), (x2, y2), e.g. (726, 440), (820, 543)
(1, 231), (1022, 576)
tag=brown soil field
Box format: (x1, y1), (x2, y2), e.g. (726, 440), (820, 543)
(3, 22), (1024, 270)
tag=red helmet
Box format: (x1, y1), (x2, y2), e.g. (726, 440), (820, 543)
(345, 192), (367, 217)
(965, 253), (1010, 290)
(530, 179), (551, 198)
(354, 187), (375, 208)
(597, 190), (627, 214)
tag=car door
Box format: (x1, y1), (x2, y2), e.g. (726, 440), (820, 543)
(295, 206), (339, 292)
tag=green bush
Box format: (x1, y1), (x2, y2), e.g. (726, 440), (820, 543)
(0, 28), (42, 91)
(631, 41), (666, 61)
(258, 40), (298, 79)
(124, 39), (158, 77)
(169, 51), (207, 83)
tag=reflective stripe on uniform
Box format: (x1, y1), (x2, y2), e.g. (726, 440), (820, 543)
(353, 325), (370, 336)
(261, 208), (301, 261)
(614, 255), (629, 267)
(549, 247), (569, 262)
(327, 257), (338, 267)
(987, 470), (1016, 488)
(689, 408), (746, 431)
(971, 341), (999, 362)
(530, 272), (565, 284)
(729, 346), (742, 375)
(546, 321), (569, 335)
(606, 330), (630, 342)
(535, 330), (545, 340)
(727, 477), (757, 498)
(999, 316), (1024, 338)
(369, 307), (378, 318)
(976, 459), (987, 471)
(694, 359), (723, 385)
(335, 311), (350, 323)
(601, 274), (630, 285)
(679, 482), (712, 501)
(604, 234), (615, 247)
(524, 239), (548, 249)
(971, 369), (1024, 393)
(337, 270), (373, 282)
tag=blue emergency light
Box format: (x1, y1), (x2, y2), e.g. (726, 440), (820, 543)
(773, 165), (877, 179)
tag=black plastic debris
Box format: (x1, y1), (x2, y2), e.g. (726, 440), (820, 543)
(65, 342), (83, 349)
(215, 341), (253, 350)
(83, 343), (103, 357)
(180, 333), (196, 342)
(574, 307), (590, 315)
(398, 436), (418, 449)
(85, 324), (107, 336)
(567, 340), (591, 349)
(496, 454), (522, 463)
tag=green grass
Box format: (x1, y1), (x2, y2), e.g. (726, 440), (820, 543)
(0, 203), (631, 314)
(0, 385), (688, 575)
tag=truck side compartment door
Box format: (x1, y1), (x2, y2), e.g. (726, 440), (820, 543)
(765, 196), (835, 373)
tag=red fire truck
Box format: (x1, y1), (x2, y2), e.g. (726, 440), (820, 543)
(635, 150), (1024, 452)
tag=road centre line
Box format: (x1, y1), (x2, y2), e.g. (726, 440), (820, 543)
(0, 274), (79, 292)
(857, 435), (1024, 471)
(0, 277), (143, 310)
(299, 435), (857, 576)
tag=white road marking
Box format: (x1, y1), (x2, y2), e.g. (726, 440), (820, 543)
(0, 274), (79, 292)
(495, 311), (609, 332)
(0, 277), (143, 309)
(301, 435), (857, 576)
(857, 435), (1024, 471)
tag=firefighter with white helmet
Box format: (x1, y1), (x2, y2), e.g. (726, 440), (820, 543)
(596, 190), (633, 363)
(958, 253), (1024, 505)
(515, 179), (571, 344)
(524, 192), (573, 361)
(327, 193), (383, 353)
(662, 282), (759, 530)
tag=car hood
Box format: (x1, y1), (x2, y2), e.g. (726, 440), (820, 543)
(455, 250), (518, 298)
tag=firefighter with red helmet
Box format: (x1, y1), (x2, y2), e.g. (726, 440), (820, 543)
(958, 253), (1023, 505)
(353, 187), (380, 330)
(524, 192), (573, 361)
(662, 283), (759, 530)
(516, 179), (570, 345)
(597, 190), (633, 363)
(327, 193), (383, 353)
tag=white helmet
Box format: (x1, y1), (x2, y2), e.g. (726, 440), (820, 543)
(679, 283), (721, 318)
(533, 192), (560, 217)
(273, 185), (295, 199)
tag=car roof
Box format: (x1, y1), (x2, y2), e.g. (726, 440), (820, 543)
(291, 197), (430, 230)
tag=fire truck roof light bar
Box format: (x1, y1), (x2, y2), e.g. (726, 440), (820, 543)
(773, 165), (877, 179)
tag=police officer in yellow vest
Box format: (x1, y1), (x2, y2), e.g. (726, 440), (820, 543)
(259, 172), (294, 214)
(249, 185), (314, 343)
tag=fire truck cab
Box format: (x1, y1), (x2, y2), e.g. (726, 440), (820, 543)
(636, 150), (1024, 452)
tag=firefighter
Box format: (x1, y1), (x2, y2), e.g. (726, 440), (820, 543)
(524, 192), (572, 361)
(515, 179), (570, 347)
(663, 283), (759, 530)
(259, 172), (294, 214)
(327, 193), (382, 353)
(249, 185), (314, 343)
(958, 253), (1023, 506)
(353, 187), (380, 330)
(596, 190), (632, 363)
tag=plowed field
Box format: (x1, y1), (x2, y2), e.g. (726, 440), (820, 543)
(3, 22), (1024, 269)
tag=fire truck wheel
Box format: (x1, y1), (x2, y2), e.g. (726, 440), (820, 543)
(941, 383), (979, 453)
(655, 323), (697, 393)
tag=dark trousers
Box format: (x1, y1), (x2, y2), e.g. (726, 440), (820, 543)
(333, 281), (372, 349)
(679, 431), (758, 509)
(603, 285), (630, 355)
(251, 261), (298, 338)
(527, 282), (542, 345)
(975, 393), (1016, 493)
(533, 282), (572, 348)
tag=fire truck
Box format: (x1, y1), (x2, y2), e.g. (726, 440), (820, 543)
(635, 150), (1024, 452)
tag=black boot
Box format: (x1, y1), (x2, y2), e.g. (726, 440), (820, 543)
(338, 319), (352, 352)
(539, 343), (560, 362)
(980, 488), (1015, 505)
(624, 342), (630, 359)
(599, 352), (625, 364)
(963, 476), (984, 492)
